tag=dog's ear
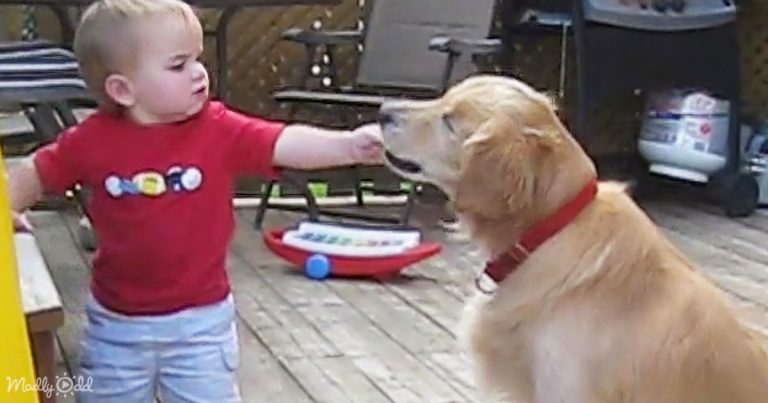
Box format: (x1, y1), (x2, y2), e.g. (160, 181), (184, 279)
(454, 116), (548, 219)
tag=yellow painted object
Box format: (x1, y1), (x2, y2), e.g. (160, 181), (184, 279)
(0, 151), (40, 403)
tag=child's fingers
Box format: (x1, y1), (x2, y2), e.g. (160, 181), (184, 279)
(357, 143), (385, 164)
(355, 123), (383, 140)
(351, 124), (385, 164)
(12, 212), (33, 232)
(360, 140), (384, 151)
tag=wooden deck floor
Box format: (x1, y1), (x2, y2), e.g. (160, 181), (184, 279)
(31, 194), (768, 403)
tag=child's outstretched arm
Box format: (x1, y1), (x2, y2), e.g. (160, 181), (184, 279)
(272, 122), (383, 170)
(6, 157), (44, 230)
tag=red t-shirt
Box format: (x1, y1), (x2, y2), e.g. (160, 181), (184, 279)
(33, 101), (285, 315)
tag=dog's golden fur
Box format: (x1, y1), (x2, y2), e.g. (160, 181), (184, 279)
(379, 75), (768, 403)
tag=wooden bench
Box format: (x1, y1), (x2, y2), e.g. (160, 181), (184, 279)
(16, 232), (65, 403)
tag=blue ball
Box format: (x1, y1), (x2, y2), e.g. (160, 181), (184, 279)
(305, 254), (331, 280)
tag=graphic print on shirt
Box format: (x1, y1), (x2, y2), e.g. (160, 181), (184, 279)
(104, 165), (203, 198)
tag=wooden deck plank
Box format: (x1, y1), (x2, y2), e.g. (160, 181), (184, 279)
(648, 205), (768, 307)
(380, 255), (478, 340)
(307, 355), (394, 403)
(230, 242), (423, 402)
(289, 300), (430, 402)
(228, 248), (344, 360)
(227, 218), (409, 402)
(272, 356), (384, 403)
(28, 211), (91, 375)
(420, 352), (483, 403)
(740, 209), (768, 233)
(25, 195), (768, 403)
(233, 209), (480, 402)
(648, 201), (768, 269)
(227, 252), (338, 401)
(321, 282), (476, 402)
(324, 279), (459, 354)
(234, 316), (314, 403)
(646, 203), (768, 340)
(663, 227), (768, 302)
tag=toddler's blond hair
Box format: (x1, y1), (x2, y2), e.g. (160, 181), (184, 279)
(73, 0), (199, 113)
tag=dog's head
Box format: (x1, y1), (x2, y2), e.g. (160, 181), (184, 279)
(380, 75), (596, 234)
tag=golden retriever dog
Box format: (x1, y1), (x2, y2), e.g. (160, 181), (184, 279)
(378, 75), (768, 403)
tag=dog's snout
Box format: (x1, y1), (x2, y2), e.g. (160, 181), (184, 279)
(378, 109), (396, 128)
(379, 102), (409, 129)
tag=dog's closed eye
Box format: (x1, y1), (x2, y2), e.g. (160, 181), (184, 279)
(442, 113), (457, 135)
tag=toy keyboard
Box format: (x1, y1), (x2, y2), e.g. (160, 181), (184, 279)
(263, 222), (442, 278)
(281, 222), (421, 257)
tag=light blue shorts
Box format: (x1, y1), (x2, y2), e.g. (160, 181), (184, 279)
(76, 293), (241, 403)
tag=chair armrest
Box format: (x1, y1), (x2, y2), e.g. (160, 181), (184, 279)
(281, 28), (363, 46)
(429, 36), (502, 56)
(518, 9), (572, 28)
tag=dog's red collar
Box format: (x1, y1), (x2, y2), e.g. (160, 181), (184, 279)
(482, 178), (599, 287)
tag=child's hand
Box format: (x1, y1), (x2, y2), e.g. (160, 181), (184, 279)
(349, 123), (384, 165)
(12, 211), (33, 232)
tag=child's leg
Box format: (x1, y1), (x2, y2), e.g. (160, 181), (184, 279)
(157, 293), (241, 403)
(77, 295), (158, 403)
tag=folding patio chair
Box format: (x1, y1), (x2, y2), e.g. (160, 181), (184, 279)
(0, 40), (92, 143)
(254, 0), (502, 229)
(0, 40), (96, 248)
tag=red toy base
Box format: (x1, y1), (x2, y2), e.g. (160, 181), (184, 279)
(263, 229), (442, 278)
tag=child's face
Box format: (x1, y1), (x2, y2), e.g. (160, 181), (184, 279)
(117, 15), (209, 124)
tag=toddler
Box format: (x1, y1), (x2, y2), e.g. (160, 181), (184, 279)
(8, 0), (383, 401)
